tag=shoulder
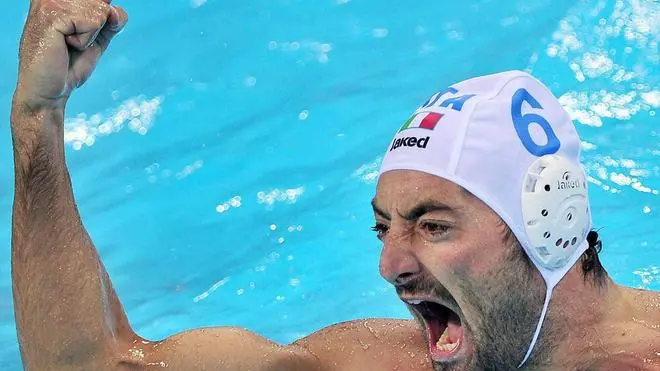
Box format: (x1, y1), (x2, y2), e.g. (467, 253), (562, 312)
(586, 354), (660, 371)
(592, 287), (660, 371)
(129, 327), (323, 371)
(127, 321), (430, 371)
(625, 288), (660, 368)
(293, 318), (425, 349)
(295, 318), (421, 339)
(291, 318), (432, 371)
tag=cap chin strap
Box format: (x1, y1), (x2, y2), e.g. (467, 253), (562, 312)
(518, 285), (553, 367)
(516, 239), (588, 368)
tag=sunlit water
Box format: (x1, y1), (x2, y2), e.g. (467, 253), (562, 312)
(0, 0), (658, 369)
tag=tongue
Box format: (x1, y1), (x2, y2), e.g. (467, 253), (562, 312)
(445, 311), (463, 343)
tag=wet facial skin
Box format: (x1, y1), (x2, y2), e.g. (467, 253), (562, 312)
(373, 170), (560, 371)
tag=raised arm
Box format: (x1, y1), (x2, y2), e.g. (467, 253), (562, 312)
(11, 1), (136, 369)
(10, 1), (322, 370)
(10, 2), (433, 370)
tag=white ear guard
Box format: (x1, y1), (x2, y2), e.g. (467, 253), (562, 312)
(517, 154), (591, 366)
(521, 154), (590, 269)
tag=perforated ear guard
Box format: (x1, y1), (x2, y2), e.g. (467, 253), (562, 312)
(521, 155), (590, 269)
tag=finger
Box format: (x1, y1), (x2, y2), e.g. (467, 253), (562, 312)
(60, 2), (111, 51)
(93, 6), (127, 49)
(65, 35), (87, 51)
(64, 4), (126, 52)
(106, 6), (128, 33)
(80, 5), (127, 65)
(65, 27), (103, 51)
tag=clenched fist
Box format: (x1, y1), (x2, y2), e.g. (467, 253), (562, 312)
(14, 0), (128, 112)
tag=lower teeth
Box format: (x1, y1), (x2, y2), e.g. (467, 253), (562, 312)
(436, 331), (459, 352)
(437, 342), (458, 351)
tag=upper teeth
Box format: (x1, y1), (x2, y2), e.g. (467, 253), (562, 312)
(407, 300), (423, 305)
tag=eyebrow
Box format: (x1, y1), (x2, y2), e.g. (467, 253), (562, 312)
(371, 199), (391, 220)
(371, 199), (455, 221)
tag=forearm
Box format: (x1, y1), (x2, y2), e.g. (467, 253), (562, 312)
(10, 102), (134, 370)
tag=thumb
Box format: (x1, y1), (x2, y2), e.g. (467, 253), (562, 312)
(107, 6), (129, 35)
(66, 5), (128, 90)
(96, 6), (128, 49)
(64, 5), (128, 52)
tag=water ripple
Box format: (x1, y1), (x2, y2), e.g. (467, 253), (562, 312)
(64, 95), (164, 150)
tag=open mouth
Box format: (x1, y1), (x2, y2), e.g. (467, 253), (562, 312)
(405, 299), (465, 362)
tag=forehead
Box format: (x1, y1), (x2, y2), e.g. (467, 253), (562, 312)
(375, 170), (467, 207)
(374, 169), (512, 242)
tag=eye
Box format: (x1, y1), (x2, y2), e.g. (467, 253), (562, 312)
(370, 222), (389, 240)
(418, 221), (450, 238)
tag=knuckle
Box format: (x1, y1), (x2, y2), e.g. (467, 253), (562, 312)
(33, 0), (109, 26)
(91, 4), (111, 27)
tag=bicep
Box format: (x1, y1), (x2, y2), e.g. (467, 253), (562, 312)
(122, 327), (322, 371)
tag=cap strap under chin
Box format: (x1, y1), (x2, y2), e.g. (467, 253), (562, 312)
(518, 285), (553, 367)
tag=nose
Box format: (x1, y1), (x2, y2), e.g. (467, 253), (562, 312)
(379, 233), (421, 286)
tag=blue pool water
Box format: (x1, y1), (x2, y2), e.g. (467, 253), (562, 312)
(0, 0), (658, 368)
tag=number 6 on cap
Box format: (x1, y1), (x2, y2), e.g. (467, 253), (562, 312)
(511, 88), (561, 157)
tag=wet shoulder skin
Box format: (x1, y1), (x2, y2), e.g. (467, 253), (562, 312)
(130, 319), (430, 371)
(9, 0), (659, 371)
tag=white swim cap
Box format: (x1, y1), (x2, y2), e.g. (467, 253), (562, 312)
(379, 70), (592, 367)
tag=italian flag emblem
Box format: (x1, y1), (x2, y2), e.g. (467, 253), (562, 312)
(398, 112), (444, 132)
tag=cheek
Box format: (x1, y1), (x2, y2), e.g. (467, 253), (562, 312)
(425, 239), (498, 278)
(462, 248), (498, 276)
(417, 240), (480, 278)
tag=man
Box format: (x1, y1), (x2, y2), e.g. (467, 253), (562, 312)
(9, 0), (659, 370)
